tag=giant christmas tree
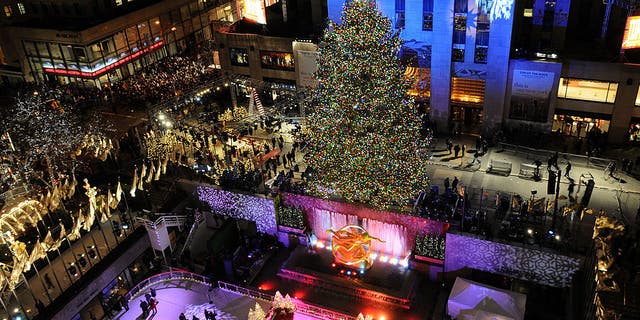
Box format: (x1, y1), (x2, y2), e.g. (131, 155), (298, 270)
(304, 0), (431, 209)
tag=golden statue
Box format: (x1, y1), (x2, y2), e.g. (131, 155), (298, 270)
(327, 225), (383, 269)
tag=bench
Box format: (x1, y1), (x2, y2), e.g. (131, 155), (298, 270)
(487, 159), (512, 176)
(519, 164), (539, 178)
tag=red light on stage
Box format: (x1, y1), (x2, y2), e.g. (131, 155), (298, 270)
(294, 290), (306, 299)
(331, 263), (336, 268)
(340, 269), (345, 274)
(258, 281), (275, 291)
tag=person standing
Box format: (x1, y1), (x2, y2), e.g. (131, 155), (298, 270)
(447, 139), (453, 155)
(44, 273), (53, 289)
(568, 181), (576, 201)
(119, 295), (129, 311)
(452, 177), (459, 192)
(140, 300), (149, 317)
(444, 177), (450, 192)
(454, 145), (460, 158)
(149, 298), (158, 315)
(471, 151), (481, 165)
(180, 313), (187, 320)
(150, 287), (156, 298)
(565, 161), (572, 179)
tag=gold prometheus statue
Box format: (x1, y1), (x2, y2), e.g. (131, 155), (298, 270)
(327, 225), (383, 269)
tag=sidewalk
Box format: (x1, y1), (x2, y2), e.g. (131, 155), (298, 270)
(429, 134), (640, 195)
(426, 134), (640, 230)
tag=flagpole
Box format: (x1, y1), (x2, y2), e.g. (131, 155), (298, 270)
(88, 229), (103, 260)
(51, 230), (74, 286)
(98, 220), (111, 252)
(20, 273), (39, 306)
(62, 235), (83, 278)
(31, 263), (52, 303)
(38, 237), (63, 293)
(0, 266), (28, 320)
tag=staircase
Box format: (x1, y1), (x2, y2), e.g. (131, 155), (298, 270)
(136, 215), (188, 253)
(179, 210), (205, 258)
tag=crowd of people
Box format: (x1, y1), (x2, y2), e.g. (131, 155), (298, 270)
(111, 56), (219, 106)
(3, 54), (220, 115)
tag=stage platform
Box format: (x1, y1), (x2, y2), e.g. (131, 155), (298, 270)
(278, 246), (417, 309)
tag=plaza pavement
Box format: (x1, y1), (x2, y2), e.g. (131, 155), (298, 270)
(241, 121), (639, 230)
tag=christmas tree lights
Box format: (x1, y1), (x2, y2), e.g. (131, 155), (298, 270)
(0, 91), (113, 184)
(304, 0), (431, 209)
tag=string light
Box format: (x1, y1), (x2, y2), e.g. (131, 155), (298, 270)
(304, 0), (432, 209)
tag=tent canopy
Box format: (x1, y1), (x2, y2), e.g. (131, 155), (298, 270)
(447, 277), (527, 320)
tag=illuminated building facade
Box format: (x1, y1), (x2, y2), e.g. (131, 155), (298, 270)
(508, 0), (640, 145)
(215, 0), (324, 115)
(328, 0), (517, 135)
(0, 0), (237, 86)
(324, 0), (640, 144)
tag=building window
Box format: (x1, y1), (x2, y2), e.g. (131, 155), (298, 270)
(17, 3), (25, 14)
(115, 0), (124, 6)
(230, 48), (249, 66)
(557, 77), (618, 104)
(635, 86), (640, 106)
(395, 0), (405, 29)
(452, 46), (465, 62)
(422, 0), (433, 31)
(474, 13), (490, 64)
(4, 5), (12, 17)
(260, 51), (294, 70)
(542, 0), (556, 32)
(452, 0), (467, 61)
(452, 11), (466, 62)
(454, 0), (467, 13)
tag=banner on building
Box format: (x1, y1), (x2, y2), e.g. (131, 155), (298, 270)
(509, 69), (555, 122)
(296, 50), (318, 88)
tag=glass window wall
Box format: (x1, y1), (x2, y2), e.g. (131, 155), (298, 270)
(557, 77), (618, 103)
(22, 0), (220, 86)
(552, 114), (610, 138)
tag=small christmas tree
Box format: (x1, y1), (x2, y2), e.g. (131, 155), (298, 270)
(248, 302), (266, 320)
(357, 313), (373, 320)
(219, 108), (234, 125)
(271, 291), (295, 320)
(233, 106), (249, 121)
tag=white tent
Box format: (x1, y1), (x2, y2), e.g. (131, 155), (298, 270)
(447, 277), (527, 320)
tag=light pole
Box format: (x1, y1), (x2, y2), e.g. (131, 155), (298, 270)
(552, 169), (561, 231)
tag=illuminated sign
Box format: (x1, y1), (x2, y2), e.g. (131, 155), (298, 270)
(243, 0), (266, 24)
(43, 41), (164, 78)
(479, 0), (514, 22)
(622, 16), (640, 49)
